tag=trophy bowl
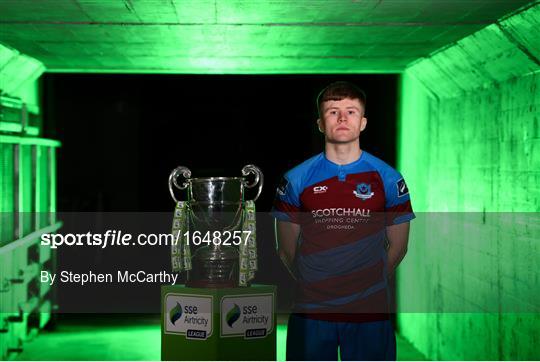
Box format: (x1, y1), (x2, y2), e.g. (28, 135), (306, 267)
(169, 166), (262, 288)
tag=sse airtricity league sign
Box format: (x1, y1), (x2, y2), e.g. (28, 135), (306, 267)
(220, 294), (273, 339)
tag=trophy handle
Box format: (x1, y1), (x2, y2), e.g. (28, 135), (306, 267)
(241, 164), (263, 202)
(168, 166), (192, 203)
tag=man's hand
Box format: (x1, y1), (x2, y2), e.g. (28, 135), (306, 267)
(386, 222), (411, 278)
(275, 220), (301, 280)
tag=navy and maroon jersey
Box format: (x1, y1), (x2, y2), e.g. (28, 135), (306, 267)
(272, 151), (414, 322)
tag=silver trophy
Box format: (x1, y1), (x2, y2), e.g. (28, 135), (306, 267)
(168, 165), (263, 287)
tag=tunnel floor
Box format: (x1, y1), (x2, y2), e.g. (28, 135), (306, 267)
(15, 315), (428, 361)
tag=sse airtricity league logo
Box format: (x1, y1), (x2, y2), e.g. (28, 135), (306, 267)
(353, 183), (374, 200)
(226, 304), (241, 327)
(169, 302), (183, 325)
(396, 178), (409, 197)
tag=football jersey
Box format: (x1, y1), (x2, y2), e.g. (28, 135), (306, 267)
(272, 150), (414, 322)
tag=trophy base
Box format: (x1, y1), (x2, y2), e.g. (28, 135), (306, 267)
(186, 279), (238, 288)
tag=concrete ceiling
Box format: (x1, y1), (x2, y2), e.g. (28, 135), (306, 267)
(0, 0), (534, 73)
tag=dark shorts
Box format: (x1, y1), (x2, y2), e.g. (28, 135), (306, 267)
(286, 314), (396, 361)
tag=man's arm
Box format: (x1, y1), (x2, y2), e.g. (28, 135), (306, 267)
(275, 220), (301, 280)
(386, 222), (411, 278)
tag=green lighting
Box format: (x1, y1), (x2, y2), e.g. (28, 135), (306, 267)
(0, 43), (44, 105)
(0, 135), (61, 148)
(276, 323), (287, 361)
(396, 4), (540, 358)
(0, 142), (15, 244)
(49, 147), (57, 216)
(18, 323), (161, 360)
(17, 321), (288, 360)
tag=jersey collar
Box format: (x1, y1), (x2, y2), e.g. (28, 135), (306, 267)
(323, 150), (367, 181)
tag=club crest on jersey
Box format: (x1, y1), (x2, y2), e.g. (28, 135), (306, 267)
(353, 183), (374, 200)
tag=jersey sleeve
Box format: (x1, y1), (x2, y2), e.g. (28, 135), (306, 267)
(383, 171), (415, 226)
(271, 174), (302, 224)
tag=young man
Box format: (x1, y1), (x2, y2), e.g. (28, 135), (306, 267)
(272, 81), (414, 360)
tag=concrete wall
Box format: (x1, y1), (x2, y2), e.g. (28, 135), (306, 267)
(396, 4), (539, 360)
(0, 42), (44, 113)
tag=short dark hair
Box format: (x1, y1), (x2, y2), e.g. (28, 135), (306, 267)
(317, 81), (366, 117)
